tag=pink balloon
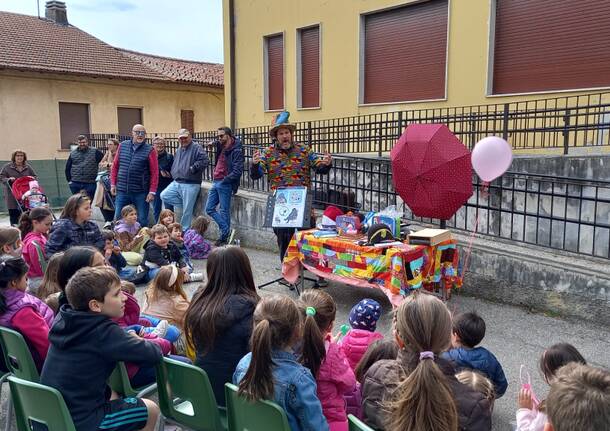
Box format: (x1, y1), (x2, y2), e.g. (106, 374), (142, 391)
(471, 136), (513, 182)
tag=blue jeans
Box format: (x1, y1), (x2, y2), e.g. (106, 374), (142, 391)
(153, 185), (174, 223)
(114, 192), (150, 227)
(69, 181), (96, 200)
(205, 180), (233, 241)
(160, 181), (200, 231)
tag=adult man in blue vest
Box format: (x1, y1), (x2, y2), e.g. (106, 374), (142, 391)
(65, 135), (104, 199)
(110, 124), (158, 227)
(161, 128), (208, 230)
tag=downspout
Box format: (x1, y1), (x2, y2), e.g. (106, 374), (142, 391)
(229, 0), (237, 130)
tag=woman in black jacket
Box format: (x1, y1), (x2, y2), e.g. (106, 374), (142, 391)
(184, 246), (260, 406)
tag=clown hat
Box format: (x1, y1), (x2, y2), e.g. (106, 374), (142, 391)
(269, 111), (296, 138)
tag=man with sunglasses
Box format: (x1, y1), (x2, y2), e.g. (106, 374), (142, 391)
(204, 126), (244, 245)
(110, 124), (158, 227)
(160, 128), (208, 230)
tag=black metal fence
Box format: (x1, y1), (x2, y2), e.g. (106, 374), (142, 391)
(88, 91), (610, 155)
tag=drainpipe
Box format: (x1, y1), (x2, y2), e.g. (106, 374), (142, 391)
(229, 0), (237, 130)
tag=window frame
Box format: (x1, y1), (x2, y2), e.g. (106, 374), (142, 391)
(358, 0), (451, 106)
(263, 31), (286, 112)
(296, 23), (322, 110)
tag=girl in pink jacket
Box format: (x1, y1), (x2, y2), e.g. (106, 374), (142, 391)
(300, 290), (356, 431)
(19, 207), (53, 293)
(339, 298), (383, 370)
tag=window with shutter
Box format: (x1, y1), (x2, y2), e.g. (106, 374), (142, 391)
(362, 0), (448, 104)
(492, 0), (610, 94)
(117, 107), (142, 136)
(59, 102), (90, 149)
(181, 110), (194, 135)
(298, 25), (320, 109)
(264, 34), (284, 111)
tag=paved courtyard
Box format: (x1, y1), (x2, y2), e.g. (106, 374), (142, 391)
(1, 214), (609, 430)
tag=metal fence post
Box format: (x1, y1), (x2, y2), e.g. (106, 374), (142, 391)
(502, 103), (510, 141)
(563, 109), (571, 155)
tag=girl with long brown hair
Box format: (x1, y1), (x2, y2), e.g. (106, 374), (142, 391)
(45, 193), (104, 256)
(299, 289), (356, 431)
(361, 293), (492, 431)
(184, 246), (259, 406)
(233, 295), (329, 431)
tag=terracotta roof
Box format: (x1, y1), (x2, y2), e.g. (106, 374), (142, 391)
(0, 11), (223, 87)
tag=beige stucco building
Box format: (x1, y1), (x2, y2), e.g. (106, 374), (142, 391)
(0, 2), (225, 161)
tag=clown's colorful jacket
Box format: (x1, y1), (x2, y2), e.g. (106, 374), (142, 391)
(249, 142), (331, 189)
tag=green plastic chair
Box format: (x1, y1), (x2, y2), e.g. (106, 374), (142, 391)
(7, 376), (76, 431)
(0, 327), (39, 382)
(108, 361), (157, 398)
(348, 414), (375, 431)
(156, 357), (227, 431)
(224, 383), (290, 431)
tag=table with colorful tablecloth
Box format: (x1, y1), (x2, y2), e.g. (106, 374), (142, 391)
(281, 230), (461, 306)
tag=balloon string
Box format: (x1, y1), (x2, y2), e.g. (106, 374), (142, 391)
(460, 181), (488, 283)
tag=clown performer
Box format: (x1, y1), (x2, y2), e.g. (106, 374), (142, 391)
(250, 111), (333, 287)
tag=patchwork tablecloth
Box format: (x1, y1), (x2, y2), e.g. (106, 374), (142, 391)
(282, 230), (460, 305)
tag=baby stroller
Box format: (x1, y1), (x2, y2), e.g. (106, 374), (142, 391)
(9, 176), (51, 213)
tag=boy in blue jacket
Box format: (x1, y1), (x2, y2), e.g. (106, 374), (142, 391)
(442, 311), (508, 397)
(40, 266), (161, 431)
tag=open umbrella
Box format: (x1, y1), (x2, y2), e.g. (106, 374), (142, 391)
(390, 124), (472, 220)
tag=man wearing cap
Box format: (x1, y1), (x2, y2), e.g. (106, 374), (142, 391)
(250, 112), (333, 264)
(65, 134), (104, 199)
(204, 126), (244, 246)
(161, 129), (208, 230)
(111, 124), (158, 227)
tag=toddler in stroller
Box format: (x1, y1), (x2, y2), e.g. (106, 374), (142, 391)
(22, 180), (49, 209)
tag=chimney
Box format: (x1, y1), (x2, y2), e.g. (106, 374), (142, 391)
(45, 1), (68, 25)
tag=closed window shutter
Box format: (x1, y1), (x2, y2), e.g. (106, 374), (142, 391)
(181, 110), (194, 135)
(364, 0), (448, 104)
(493, 0), (610, 94)
(300, 26), (320, 108)
(266, 34), (284, 110)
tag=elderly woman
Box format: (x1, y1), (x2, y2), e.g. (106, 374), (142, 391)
(0, 150), (37, 225)
(94, 138), (119, 226)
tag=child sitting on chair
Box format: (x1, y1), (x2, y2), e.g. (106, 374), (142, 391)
(22, 180), (48, 209)
(40, 266), (162, 431)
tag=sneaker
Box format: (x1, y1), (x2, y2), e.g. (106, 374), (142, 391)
(188, 272), (204, 283)
(103, 221), (113, 229)
(151, 320), (169, 338)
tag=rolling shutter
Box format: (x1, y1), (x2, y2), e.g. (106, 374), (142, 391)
(363, 0), (448, 104)
(266, 34), (284, 110)
(300, 26), (320, 108)
(492, 0), (610, 94)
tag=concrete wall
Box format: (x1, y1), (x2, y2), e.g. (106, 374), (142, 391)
(512, 154), (610, 181)
(0, 71), (224, 160)
(200, 183), (610, 325)
(223, 0), (610, 128)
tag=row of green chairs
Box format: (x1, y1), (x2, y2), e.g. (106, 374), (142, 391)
(0, 325), (373, 431)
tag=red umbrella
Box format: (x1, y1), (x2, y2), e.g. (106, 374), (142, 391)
(390, 124), (473, 220)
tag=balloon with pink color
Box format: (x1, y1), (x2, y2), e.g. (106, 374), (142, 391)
(471, 136), (513, 182)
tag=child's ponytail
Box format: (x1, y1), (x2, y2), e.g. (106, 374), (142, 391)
(238, 318), (273, 400)
(238, 295), (301, 401)
(298, 290), (336, 377)
(18, 207), (52, 237)
(387, 293), (459, 431)
(388, 353), (458, 431)
(0, 256), (29, 314)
